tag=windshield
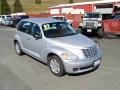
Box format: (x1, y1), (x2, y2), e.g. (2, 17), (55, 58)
(42, 22), (78, 38)
(84, 13), (101, 18)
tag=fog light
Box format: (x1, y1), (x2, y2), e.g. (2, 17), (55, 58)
(73, 68), (78, 72)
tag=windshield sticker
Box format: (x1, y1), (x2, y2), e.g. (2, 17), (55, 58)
(43, 24), (57, 31)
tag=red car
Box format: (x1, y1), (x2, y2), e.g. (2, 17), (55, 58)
(103, 15), (120, 36)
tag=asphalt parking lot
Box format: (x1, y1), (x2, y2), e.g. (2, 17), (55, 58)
(0, 25), (120, 90)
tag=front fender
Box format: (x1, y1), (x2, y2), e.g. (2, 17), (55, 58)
(46, 45), (69, 61)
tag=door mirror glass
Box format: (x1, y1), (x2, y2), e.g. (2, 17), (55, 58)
(33, 33), (42, 39)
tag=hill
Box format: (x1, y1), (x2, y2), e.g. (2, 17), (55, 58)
(7, 0), (97, 14)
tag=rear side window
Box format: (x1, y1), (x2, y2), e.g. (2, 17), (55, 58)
(17, 21), (31, 34)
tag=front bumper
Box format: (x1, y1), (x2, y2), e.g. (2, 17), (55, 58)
(63, 57), (102, 74)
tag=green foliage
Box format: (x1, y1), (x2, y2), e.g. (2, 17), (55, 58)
(69, 0), (74, 4)
(14, 0), (23, 13)
(0, 0), (11, 15)
(35, 0), (41, 4)
(0, 0), (1, 14)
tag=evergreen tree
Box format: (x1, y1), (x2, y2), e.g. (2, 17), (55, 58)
(14, 0), (23, 13)
(69, 0), (74, 4)
(0, 0), (1, 14)
(1, 0), (11, 15)
(35, 0), (41, 4)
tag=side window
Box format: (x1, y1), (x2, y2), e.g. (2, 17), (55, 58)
(18, 21), (31, 34)
(2, 16), (5, 18)
(31, 23), (41, 37)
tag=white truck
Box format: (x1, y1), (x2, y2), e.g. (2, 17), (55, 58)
(80, 12), (103, 37)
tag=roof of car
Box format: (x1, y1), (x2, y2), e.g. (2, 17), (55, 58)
(22, 18), (64, 25)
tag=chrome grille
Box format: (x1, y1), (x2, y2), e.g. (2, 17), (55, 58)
(82, 46), (97, 58)
(86, 22), (94, 27)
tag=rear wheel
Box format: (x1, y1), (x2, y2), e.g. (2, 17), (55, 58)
(48, 55), (65, 76)
(14, 42), (24, 56)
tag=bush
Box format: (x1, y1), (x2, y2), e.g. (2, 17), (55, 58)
(35, 0), (41, 4)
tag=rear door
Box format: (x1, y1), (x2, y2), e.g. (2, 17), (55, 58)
(17, 21), (31, 51)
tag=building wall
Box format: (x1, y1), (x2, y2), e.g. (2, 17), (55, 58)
(73, 4), (93, 12)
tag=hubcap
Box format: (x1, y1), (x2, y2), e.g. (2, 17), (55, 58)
(15, 43), (20, 54)
(50, 59), (60, 74)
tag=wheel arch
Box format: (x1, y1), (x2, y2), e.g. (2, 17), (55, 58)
(47, 53), (60, 61)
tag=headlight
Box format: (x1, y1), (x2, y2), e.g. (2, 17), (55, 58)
(79, 23), (83, 26)
(62, 53), (79, 61)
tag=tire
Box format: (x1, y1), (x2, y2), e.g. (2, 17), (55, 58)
(78, 27), (83, 34)
(14, 42), (24, 56)
(97, 28), (104, 38)
(48, 55), (65, 76)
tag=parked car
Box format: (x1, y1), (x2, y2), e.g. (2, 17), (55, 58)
(51, 16), (73, 26)
(103, 15), (120, 36)
(0, 15), (12, 25)
(11, 15), (29, 27)
(52, 16), (67, 21)
(1, 17), (13, 26)
(14, 18), (102, 76)
(0, 15), (2, 24)
(79, 12), (103, 37)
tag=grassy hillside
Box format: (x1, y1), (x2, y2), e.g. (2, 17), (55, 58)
(7, 0), (97, 14)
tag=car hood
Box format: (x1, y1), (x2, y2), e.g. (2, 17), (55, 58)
(47, 34), (95, 49)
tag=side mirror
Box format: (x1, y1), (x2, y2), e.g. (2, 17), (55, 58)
(33, 33), (42, 40)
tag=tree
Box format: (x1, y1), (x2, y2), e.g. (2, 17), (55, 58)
(14, 0), (23, 13)
(0, 0), (1, 14)
(69, 0), (74, 4)
(35, 0), (41, 4)
(1, 0), (11, 15)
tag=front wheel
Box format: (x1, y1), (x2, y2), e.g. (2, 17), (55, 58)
(48, 55), (65, 76)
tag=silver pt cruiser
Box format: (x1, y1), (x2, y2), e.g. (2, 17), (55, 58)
(14, 18), (102, 76)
